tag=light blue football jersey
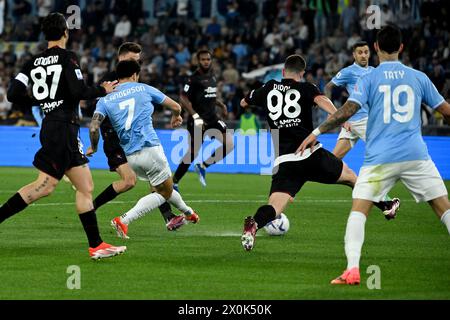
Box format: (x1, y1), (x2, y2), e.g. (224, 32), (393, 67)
(331, 63), (375, 122)
(96, 82), (167, 156)
(348, 61), (445, 166)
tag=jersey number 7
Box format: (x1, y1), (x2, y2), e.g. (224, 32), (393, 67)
(119, 98), (136, 130)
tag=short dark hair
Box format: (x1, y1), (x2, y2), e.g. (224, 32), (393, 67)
(196, 50), (212, 60)
(352, 41), (369, 51)
(377, 25), (402, 54)
(284, 54), (306, 73)
(118, 42), (142, 57)
(116, 60), (141, 79)
(41, 13), (68, 41)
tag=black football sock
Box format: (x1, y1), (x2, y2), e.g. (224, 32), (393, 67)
(173, 163), (191, 183)
(93, 184), (119, 210)
(0, 193), (28, 224)
(373, 201), (389, 212)
(79, 210), (103, 248)
(254, 205), (277, 230)
(158, 201), (176, 223)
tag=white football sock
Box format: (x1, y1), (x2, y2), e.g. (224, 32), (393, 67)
(441, 210), (450, 234)
(121, 193), (166, 225)
(168, 190), (193, 215)
(345, 211), (367, 270)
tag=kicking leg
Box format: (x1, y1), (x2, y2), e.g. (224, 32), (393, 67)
(241, 193), (291, 251)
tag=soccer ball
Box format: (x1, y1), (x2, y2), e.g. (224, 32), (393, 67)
(264, 213), (290, 236)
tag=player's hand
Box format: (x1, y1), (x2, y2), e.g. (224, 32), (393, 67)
(192, 113), (204, 128)
(101, 81), (119, 94)
(296, 134), (318, 156)
(171, 115), (183, 128)
(343, 122), (352, 132)
(86, 146), (96, 157)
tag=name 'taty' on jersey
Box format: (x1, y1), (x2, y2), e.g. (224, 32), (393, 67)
(245, 79), (323, 156)
(348, 61), (445, 166)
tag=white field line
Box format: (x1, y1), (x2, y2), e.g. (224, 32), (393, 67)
(28, 198), (417, 207)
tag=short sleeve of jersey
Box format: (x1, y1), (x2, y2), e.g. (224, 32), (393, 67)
(146, 85), (167, 104)
(304, 82), (322, 103)
(95, 99), (107, 117)
(420, 74), (445, 109)
(331, 68), (350, 87)
(183, 77), (195, 100)
(245, 82), (271, 107)
(348, 76), (369, 108)
(66, 51), (84, 81)
(14, 60), (33, 87)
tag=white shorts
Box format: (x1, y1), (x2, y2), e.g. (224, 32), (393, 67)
(127, 145), (172, 187)
(353, 160), (448, 203)
(338, 118), (367, 147)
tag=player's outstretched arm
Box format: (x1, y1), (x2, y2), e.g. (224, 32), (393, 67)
(65, 53), (118, 100)
(436, 101), (450, 125)
(87, 112), (105, 157)
(296, 100), (360, 155)
(324, 82), (335, 100)
(162, 97), (183, 128)
(314, 95), (338, 115)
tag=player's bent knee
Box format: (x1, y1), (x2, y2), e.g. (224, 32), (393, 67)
(123, 175), (137, 190)
(338, 163), (357, 186)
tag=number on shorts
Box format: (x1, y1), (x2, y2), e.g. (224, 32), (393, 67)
(119, 98), (136, 130)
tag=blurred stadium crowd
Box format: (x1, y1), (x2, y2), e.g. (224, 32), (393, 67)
(0, 0), (449, 129)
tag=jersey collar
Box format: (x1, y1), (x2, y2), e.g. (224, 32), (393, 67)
(353, 62), (370, 70)
(380, 61), (402, 65)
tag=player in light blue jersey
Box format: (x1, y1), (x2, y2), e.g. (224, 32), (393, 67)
(325, 41), (374, 159)
(89, 60), (200, 239)
(299, 26), (450, 285)
(326, 41), (400, 220)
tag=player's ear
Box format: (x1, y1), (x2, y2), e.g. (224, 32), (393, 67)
(398, 43), (404, 54)
(374, 42), (379, 53)
(282, 69), (286, 77)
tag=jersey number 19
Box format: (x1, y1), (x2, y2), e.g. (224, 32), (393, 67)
(379, 85), (415, 124)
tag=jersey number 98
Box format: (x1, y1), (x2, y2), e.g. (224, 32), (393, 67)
(267, 89), (302, 121)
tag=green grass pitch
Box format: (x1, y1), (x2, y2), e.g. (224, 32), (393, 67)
(0, 167), (448, 300)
